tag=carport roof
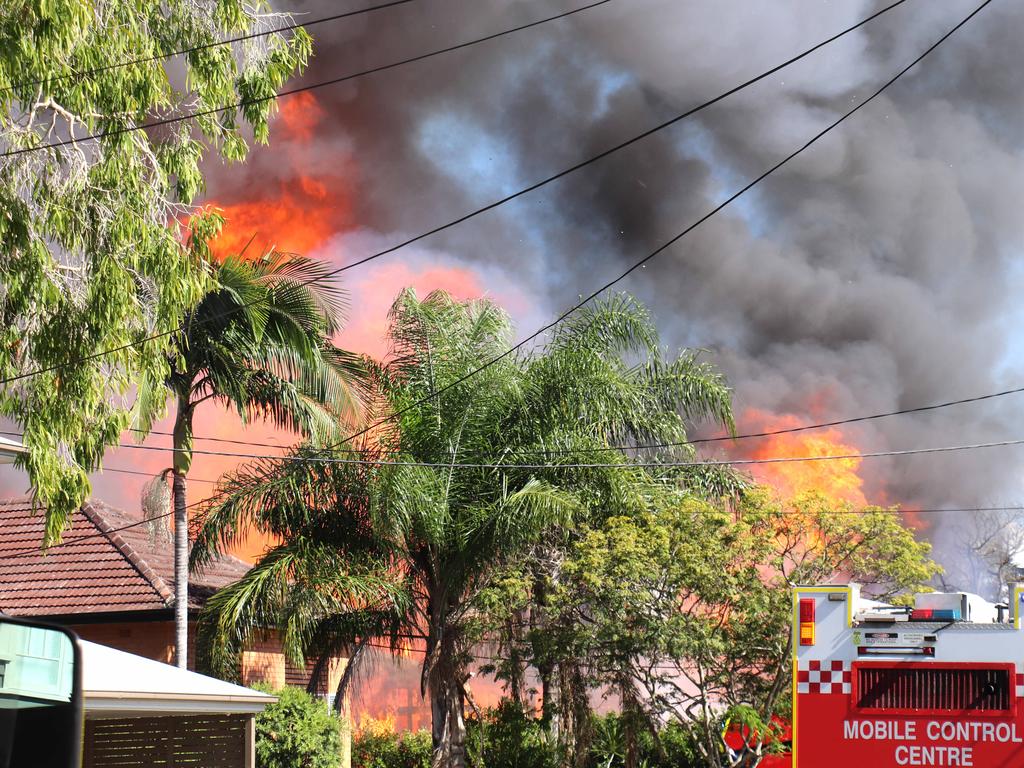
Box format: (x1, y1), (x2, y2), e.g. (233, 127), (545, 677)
(82, 640), (275, 716)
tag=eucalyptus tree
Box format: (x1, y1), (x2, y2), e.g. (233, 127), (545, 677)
(192, 290), (735, 767)
(137, 250), (362, 668)
(0, 1), (311, 541)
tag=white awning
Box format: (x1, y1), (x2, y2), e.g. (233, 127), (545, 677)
(81, 640), (275, 717)
(0, 436), (25, 465)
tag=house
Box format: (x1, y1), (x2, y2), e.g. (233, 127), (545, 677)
(0, 497), (347, 695)
(81, 638), (274, 768)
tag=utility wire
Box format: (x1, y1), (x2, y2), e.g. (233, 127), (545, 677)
(1, 0), (613, 160)
(7, 486), (1020, 563)
(12, 496), (1024, 563)
(50, 434), (1024, 469)
(6, 367), (1024, 464)
(25, 377), (1024, 457)
(0, 0), (906, 390)
(99, 465), (220, 485)
(4, 2), (1000, 489)
(332, 0), (995, 450)
(0, 0), (413, 96)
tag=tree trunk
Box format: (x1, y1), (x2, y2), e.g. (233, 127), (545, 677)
(621, 682), (641, 768)
(540, 661), (561, 743)
(567, 663), (593, 768)
(172, 469), (189, 668)
(430, 672), (467, 768)
(171, 397), (194, 670)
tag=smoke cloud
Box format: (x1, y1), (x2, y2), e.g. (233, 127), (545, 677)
(207, 0), (1024, 588)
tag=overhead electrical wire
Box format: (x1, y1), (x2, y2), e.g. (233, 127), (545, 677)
(0, 0), (909, 390)
(0, 1), (1002, 510)
(0, 0), (414, 96)
(7, 376), (1018, 458)
(7, 491), (1024, 563)
(39, 433), (1024, 469)
(99, 465), (220, 485)
(6, 366), (1024, 465)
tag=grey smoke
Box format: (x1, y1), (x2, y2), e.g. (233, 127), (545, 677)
(205, 0), (1024, 592)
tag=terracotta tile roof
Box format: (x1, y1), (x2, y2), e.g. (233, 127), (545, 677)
(0, 497), (251, 617)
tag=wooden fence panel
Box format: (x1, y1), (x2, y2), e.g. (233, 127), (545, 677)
(84, 714), (248, 767)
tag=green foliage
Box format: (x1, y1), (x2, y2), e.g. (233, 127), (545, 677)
(545, 487), (937, 768)
(253, 685), (342, 768)
(468, 701), (559, 768)
(0, 0), (312, 541)
(351, 706), (701, 768)
(195, 290), (736, 765)
(140, 250), (364, 471)
(352, 726), (432, 768)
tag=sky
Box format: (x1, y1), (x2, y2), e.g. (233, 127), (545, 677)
(4, 0), (1024, 581)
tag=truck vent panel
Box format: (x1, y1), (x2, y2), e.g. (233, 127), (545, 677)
(856, 666), (1011, 713)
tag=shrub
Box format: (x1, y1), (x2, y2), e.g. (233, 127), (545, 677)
(352, 717), (431, 768)
(588, 713), (699, 768)
(254, 685), (342, 768)
(468, 701), (558, 768)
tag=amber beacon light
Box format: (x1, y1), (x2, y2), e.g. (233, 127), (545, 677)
(799, 598), (815, 646)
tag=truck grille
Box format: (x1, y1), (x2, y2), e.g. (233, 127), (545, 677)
(856, 666), (1011, 713)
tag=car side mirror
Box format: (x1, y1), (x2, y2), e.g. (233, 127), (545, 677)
(0, 616), (82, 768)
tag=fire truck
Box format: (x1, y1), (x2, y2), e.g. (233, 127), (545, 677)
(793, 583), (1024, 767)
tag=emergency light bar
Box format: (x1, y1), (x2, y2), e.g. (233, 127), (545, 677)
(909, 608), (961, 621)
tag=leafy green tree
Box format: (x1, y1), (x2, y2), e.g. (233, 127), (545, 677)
(192, 290), (733, 768)
(137, 250), (362, 668)
(254, 685), (342, 768)
(547, 489), (938, 768)
(0, 0), (312, 542)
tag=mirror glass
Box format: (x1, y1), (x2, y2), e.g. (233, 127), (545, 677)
(0, 624), (73, 709)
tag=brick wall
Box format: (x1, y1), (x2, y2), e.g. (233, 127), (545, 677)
(68, 620), (175, 664)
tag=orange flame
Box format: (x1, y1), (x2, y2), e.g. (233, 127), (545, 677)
(203, 175), (348, 260)
(739, 408), (868, 508)
(276, 91), (324, 142)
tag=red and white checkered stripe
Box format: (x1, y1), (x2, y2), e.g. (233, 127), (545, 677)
(1016, 669), (1024, 698)
(797, 659), (851, 695)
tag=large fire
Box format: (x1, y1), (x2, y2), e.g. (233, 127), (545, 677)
(738, 408), (869, 508)
(202, 173), (347, 260)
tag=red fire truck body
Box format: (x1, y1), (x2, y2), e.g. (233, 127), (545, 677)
(793, 584), (1024, 768)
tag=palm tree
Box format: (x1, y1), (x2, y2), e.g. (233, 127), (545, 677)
(137, 250), (363, 669)
(191, 290), (734, 767)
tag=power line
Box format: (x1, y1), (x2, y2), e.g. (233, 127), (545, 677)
(332, 0), (994, 450)
(531, 383), (1024, 456)
(56, 434), (1024, 469)
(9, 493), (1022, 563)
(6, 368), (1024, 464)
(2, 0), (614, 160)
(0, 0), (413, 96)
(0, 0), (907, 391)
(121, 379), (1024, 454)
(155, 379), (1024, 456)
(99, 465), (220, 485)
